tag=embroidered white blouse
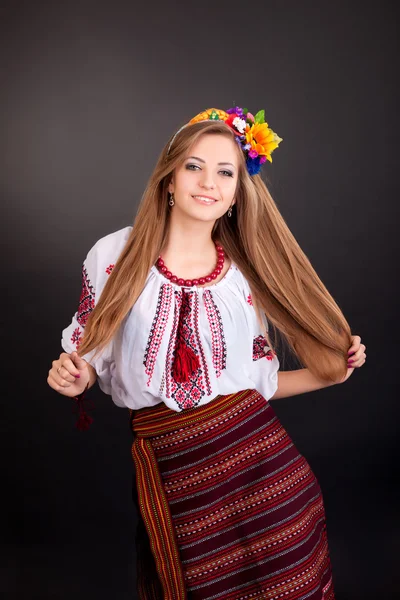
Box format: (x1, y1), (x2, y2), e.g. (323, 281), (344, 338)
(61, 226), (280, 412)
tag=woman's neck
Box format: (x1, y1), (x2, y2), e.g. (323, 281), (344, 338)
(159, 220), (225, 281)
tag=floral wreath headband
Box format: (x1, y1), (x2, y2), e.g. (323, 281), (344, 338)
(166, 106), (283, 176)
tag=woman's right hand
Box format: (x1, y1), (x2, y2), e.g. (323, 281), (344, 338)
(47, 351), (91, 397)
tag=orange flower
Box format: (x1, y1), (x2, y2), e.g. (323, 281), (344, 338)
(245, 122), (283, 162)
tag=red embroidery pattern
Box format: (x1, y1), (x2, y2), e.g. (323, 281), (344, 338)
(143, 284), (173, 386)
(193, 292), (212, 396)
(203, 289), (227, 378)
(77, 264), (95, 327)
(165, 294), (181, 400)
(165, 291), (210, 410)
(247, 293), (253, 306)
(253, 335), (275, 361)
(71, 327), (82, 349)
(105, 264), (114, 275)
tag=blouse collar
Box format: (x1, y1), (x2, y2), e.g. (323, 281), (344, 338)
(149, 262), (238, 292)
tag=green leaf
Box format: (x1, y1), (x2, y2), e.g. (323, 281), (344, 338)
(254, 110), (265, 124)
(242, 107), (248, 114)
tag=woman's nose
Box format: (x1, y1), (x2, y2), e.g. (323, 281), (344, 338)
(199, 173), (216, 189)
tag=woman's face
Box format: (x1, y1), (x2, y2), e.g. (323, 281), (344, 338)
(168, 133), (239, 224)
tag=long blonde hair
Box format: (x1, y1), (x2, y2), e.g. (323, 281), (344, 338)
(78, 120), (351, 384)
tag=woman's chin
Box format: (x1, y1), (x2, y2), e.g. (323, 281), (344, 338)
(174, 205), (224, 224)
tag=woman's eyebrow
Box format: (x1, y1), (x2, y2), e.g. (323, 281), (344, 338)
(186, 156), (236, 168)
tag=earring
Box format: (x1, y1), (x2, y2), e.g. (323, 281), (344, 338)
(227, 205), (233, 217)
(169, 192), (175, 206)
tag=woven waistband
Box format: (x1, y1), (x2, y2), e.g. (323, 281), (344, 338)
(130, 389), (257, 438)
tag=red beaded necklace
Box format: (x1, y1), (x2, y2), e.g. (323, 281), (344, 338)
(156, 241), (225, 287)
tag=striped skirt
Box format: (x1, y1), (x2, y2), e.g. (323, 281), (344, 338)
(130, 389), (335, 600)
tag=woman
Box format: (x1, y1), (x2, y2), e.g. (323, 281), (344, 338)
(48, 106), (366, 599)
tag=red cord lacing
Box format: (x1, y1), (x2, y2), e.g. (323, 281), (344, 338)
(72, 382), (94, 430)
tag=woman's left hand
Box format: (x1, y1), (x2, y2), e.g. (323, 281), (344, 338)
(340, 334), (367, 383)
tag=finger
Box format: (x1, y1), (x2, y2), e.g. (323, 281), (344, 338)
(47, 372), (72, 392)
(70, 351), (88, 372)
(348, 352), (366, 367)
(55, 364), (76, 385)
(54, 364), (77, 386)
(48, 373), (83, 396)
(349, 343), (366, 361)
(63, 353), (85, 378)
(57, 365), (76, 384)
(348, 350), (361, 364)
(348, 336), (362, 356)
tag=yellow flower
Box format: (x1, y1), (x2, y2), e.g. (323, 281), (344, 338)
(245, 122), (283, 162)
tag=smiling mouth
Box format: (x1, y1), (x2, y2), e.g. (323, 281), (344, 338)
(192, 195), (218, 204)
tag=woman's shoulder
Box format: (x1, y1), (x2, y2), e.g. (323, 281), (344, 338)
(83, 225), (132, 287)
(89, 225), (132, 258)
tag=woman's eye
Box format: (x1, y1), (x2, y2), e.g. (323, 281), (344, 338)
(185, 164), (233, 177)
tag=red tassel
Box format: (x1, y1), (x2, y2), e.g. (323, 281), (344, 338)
(172, 338), (200, 382)
(171, 289), (200, 383)
(76, 411), (93, 431)
(73, 382), (94, 430)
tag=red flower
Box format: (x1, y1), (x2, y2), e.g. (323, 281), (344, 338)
(224, 113), (239, 131)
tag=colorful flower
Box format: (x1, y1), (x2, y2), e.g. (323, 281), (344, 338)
(245, 122), (283, 163)
(183, 105), (282, 176)
(246, 156), (263, 175)
(234, 136), (243, 150)
(224, 113), (238, 129)
(226, 106), (245, 118)
(232, 116), (246, 133)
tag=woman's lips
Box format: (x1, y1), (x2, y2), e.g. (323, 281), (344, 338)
(192, 195), (218, 205)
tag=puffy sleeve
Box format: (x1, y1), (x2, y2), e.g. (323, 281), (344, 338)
(61, 226), (131, 396)
(250, 313), (280, 401)
(240, 280), (280, 402)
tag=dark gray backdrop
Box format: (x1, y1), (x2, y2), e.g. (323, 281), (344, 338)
(2, 1), (398, 598)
